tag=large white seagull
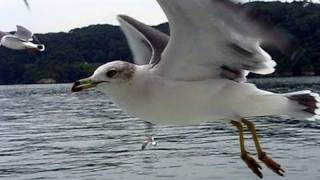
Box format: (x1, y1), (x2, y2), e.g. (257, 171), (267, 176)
(72, 0), (320, 178)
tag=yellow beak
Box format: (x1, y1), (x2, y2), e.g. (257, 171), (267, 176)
(71, 77), (97, 92)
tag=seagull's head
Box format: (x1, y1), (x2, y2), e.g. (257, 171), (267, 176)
(71, 61), (135, 93)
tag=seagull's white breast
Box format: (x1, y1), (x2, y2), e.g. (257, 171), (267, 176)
(97, 65), (294, 125)
(102, 68), (250, 125)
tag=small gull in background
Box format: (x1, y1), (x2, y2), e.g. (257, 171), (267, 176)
(0, 25), (45, 52)
(72, 0), (320, 178)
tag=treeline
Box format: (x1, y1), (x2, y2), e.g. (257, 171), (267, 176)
(0, 1), (319, 85)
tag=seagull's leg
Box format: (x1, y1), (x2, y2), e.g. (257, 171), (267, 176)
(241, 118), (285, 177)
(231, 120), (263, 179)
(141, 122), (158, 150)
(141, 137), (150, 150)
(141, 136), (157, 150)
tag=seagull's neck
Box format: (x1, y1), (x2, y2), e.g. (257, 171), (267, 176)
(103, 64), (155, 107)
(133, 64), (153, 79)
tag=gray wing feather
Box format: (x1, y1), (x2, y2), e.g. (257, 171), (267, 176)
(206, 0), (293, 53)
(14, 25), (33, 41)
(154, 0), (293, 82)
(117, 15), (169, 65)
(0, 31), (9, 40)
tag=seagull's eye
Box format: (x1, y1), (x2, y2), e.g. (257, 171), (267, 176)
(106, 69), (118, 78)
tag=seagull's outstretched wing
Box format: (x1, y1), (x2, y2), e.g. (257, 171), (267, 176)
(15, 25), (33, 41)
(0, 31), (9, 39)
(153, 0), (293, 82)
(117, 15), (169, 65)
(0, 31), (10, 46)
(2, 36), (26, 43)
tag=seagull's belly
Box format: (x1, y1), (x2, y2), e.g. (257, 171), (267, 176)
(138, 104), (227, 125)
(115, 93), (228, 125)
(109, 80), (235, 125)
(115, 100), (211, 125)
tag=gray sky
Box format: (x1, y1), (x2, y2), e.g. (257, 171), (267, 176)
(0, 0), (313, 33)
(0, 0), (166, 33)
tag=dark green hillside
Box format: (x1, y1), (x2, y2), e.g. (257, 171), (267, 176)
(0, 24), (131, 84)
(0, 1), (319, 85)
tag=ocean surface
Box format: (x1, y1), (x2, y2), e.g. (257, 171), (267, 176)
(0, 76), (320, 180)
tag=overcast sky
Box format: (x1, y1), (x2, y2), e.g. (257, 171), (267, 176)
(0, 0), (314, 33)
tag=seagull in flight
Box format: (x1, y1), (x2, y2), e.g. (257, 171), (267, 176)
(0, 25), (45, 52)
(72, 0), (320, 178)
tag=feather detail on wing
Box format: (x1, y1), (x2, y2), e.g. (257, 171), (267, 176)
(153, 0), (294, 82)
(117, 15), (169, 65)
(0, 31), (9, 40)
(14, 25), (33, 41)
